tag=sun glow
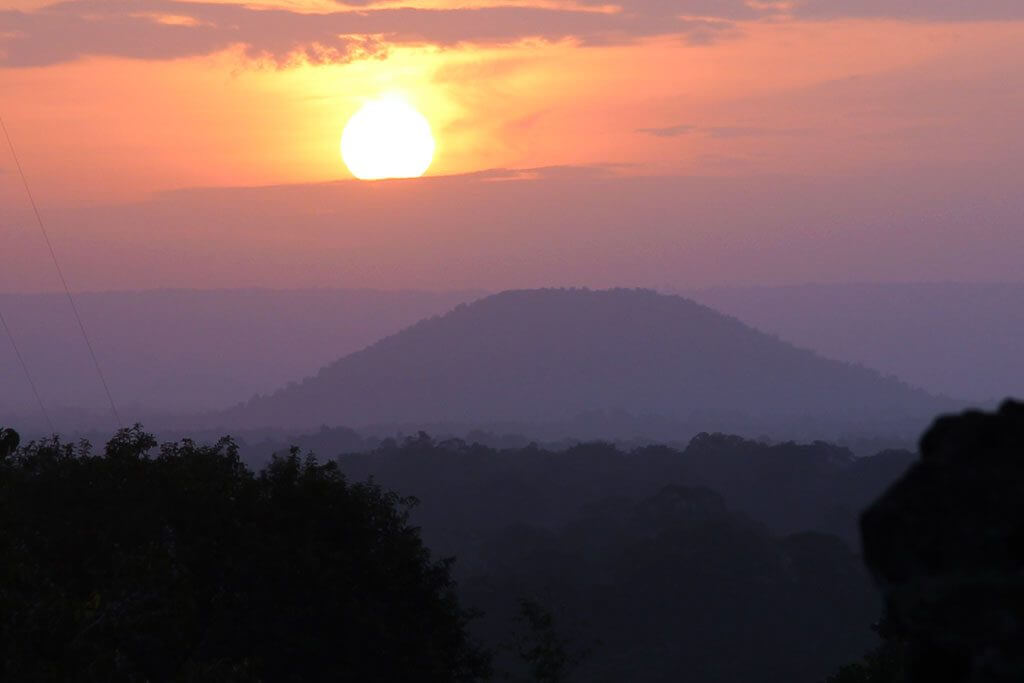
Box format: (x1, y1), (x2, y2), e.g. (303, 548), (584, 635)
(340, 96), (435, 180)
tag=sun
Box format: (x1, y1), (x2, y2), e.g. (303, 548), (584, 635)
(340, 96), (435, 180)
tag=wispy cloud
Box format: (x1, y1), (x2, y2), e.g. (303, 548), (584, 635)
(635, 124), (696, 138)
(636, 124), (809, 139)
(791, 0), (1024, 21)
(0, 0), (750, 68)
(704, 126), (809, 138)
(3, 0), (1022, 68)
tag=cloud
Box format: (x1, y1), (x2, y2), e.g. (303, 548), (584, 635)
(575, 0), (764, 21)
(3, 0), (1022, 69)
(636, 124), (808, 138)
(635, 124), (696, 137)
(580, 0), (1024, 21)
(0, 0), (747, 67)
(791, 0), (1024, 21)
(704, 126), (809, 138)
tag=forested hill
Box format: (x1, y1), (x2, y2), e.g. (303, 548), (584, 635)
(221, 288), (956, 431)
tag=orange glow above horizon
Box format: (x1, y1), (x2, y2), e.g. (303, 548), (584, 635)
(1, 4), (1023, 294)
(0, 14), (1022, 203)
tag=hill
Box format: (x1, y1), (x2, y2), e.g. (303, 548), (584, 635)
(0, 288), (480, 426)
(221, 288), (955, 432)
(688, 282), (1024, 402)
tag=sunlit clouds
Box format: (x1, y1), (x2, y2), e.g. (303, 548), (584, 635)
(0, 0), (1022, 292)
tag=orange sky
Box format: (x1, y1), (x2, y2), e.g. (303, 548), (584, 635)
(1, 1), (1023, 290)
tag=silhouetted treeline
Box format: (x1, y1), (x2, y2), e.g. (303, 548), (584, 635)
(333, 431), (916, 556)
(324, 432), (919, 682)
(0, 427), (488, 682)
(463, 487), (879, 682)
(5, 400), (1020, 682)
(0, 423), (934, 683)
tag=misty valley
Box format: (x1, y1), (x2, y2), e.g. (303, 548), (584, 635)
(3, 288), (1022, 682)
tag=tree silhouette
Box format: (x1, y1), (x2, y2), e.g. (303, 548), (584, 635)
(512, 599), (587, 683)
(827, 399), (1024, 682)
(0, 427), (18, 458)
(0, 426), (490, 682)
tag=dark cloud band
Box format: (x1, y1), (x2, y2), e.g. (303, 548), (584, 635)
(0, 0), (737, 67)
(2, 0), (1022, 68)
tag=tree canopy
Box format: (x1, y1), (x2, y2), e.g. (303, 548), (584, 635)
(0, 426), (489, 682)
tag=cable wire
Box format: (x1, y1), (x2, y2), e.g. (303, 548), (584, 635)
(0, 306), (55, 433)
(1, 114), (122, 428)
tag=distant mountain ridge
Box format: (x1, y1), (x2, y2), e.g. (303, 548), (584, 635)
(220, 288), (955, 431)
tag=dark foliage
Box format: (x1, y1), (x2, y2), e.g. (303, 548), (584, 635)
(0, 426), (489, 682)
(329, 433), (901, 682)
(463, 486), (879, 683)
(335, 431), (915, 556)
(857, 400), (1024, 683)
(510, 599), (588, 683)
(824, 633), (907, 683)
(0, 427), (19, 458)
(0, 420), (932, 683)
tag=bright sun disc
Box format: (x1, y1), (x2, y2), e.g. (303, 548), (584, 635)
(340, 97), (435, 180)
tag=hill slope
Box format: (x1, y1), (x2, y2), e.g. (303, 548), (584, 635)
(687, 282), (1024, 402)
(0, 288), (481, 422)
(221, 288), (953, 431)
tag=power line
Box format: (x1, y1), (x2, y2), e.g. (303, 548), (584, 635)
(0, 306), (55, 433)
(1, 114), (122, 429)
